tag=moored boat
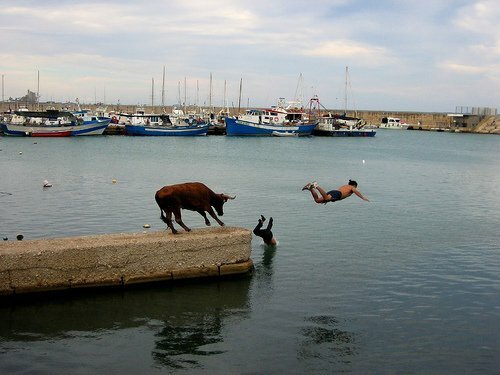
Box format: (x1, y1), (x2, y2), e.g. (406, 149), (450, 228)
(380, 117), (408, 130)
(0, 109), (110, 136)
(124, 108), (209, 136)
(125, 122), (209, 136)
(272, 130), (298, 137)
(225, 98), (317, 136)
(225, 116), (316, 136)
(313, 113), (376, 137)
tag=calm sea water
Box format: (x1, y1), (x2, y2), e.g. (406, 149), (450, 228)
(1, 131), (499, 374)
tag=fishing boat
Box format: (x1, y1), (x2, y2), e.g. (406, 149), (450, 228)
(225, 98), (317, 136)
(312, 112), (376, 137)
(124, 108), (209, 136)
(0, 109), (110, 137)
(125, 122), (209, 136)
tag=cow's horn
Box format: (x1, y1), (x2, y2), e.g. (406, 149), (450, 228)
(222, 194), (236, 200)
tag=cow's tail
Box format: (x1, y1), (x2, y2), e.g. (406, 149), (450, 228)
(155, 192), (169, 224)
(159, 208), (168, 224)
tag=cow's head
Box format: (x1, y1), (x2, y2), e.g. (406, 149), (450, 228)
(212, 193), (236, 216)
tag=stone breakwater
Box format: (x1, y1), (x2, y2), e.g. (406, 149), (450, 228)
(0, 227), (253, 296)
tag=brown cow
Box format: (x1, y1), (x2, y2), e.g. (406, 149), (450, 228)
(155, 182), (235, 234)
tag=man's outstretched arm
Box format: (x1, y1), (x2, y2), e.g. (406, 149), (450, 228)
(353, 188), (370, 202)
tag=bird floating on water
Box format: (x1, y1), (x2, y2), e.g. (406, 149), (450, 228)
(43, 180), (53, 188)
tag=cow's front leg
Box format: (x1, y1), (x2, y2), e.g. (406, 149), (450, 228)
(197, 210), (211, 226)
(206, 207), (225, 226)
(173, 208), (191, 232)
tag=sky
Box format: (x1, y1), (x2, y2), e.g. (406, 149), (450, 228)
(0, 0), (499, 112)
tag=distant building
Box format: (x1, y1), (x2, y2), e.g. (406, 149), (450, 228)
(9, 90), (38, 104)
(448, 106), (498, 129)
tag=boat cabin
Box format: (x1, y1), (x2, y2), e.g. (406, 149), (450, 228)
(380, 117), (407, 129)
(240, 109), (286, 124)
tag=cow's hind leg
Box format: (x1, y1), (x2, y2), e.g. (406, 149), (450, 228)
(173, 208), (191, 232)
(160, 208), (178, 234)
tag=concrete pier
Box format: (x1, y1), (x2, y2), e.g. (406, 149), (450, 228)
(0, 227), (253, 296)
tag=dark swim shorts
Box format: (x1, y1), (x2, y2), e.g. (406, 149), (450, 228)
(327, 190), (342, 202)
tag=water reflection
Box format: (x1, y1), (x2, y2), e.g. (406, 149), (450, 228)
(0, 278), (252, 371)
(153, 311), (225, 369)
(298, 315), (358, 365)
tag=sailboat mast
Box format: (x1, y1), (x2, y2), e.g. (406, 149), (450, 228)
(151, 77), (154, 111)
(196, 79), (199, 112)
(344, 66), (348, 114)
(237, 78), (242, 114)
(184, 77), (187, 113)
(37, 70), (40, 110)
(209, 72), (212, 110)
(177, 81), (181, 107)
(223, 79), (227, 112)
(161, 66), (165, 109)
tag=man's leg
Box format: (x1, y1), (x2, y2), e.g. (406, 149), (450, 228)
(309, 188), (327, 203)
(266, 217), (273, 231)
(315, 186), (331, 200)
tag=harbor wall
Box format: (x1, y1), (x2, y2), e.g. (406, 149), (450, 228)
(0, 102), (453, 128)
(0, 227), (253, 296)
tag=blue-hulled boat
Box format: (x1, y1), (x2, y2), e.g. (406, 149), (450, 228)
(125, 122), (209, 136)
(225, 98), (317, 136)
(0, 109), (110, 137)
(123, 107), (209, 136)
(225, 117), (316, 136)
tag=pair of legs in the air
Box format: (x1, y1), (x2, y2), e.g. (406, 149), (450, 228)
(253, 215), (277, 246)
(302, 181), (337, 204)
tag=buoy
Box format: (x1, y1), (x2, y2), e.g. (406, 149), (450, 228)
(143, 224), (151, 228)
(43, 180), (52, 188)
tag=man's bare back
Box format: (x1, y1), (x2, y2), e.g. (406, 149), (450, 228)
(337, 184), (369, 201)
(302, 180), (369, 204)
